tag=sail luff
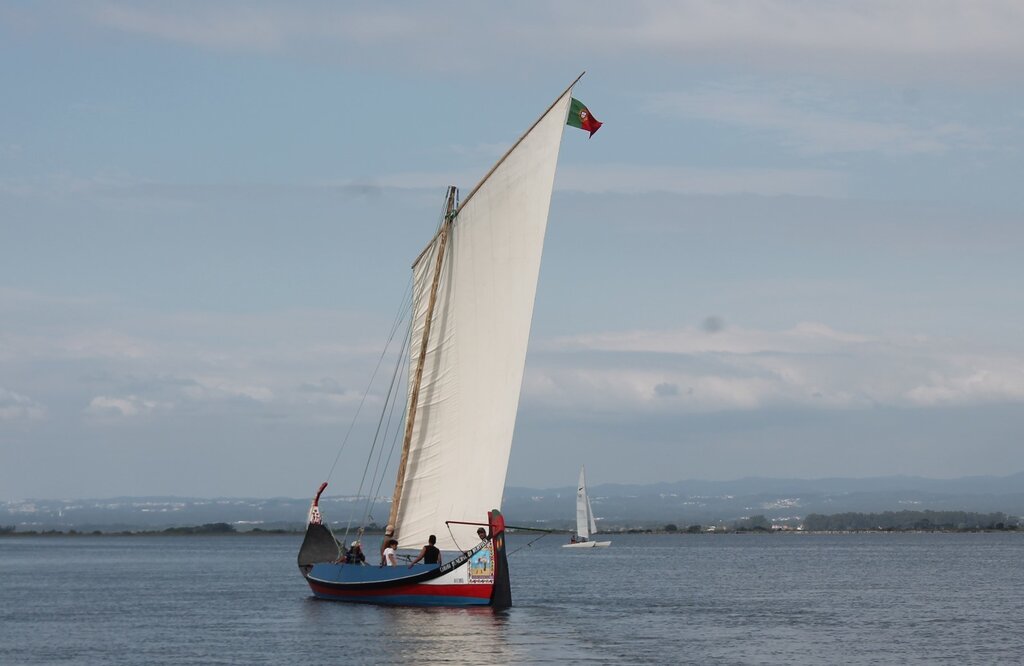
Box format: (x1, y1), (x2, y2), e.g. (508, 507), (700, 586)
(411, 72), (585, 270)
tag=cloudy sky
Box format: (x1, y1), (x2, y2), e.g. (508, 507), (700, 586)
(2, 1), (1023, 501)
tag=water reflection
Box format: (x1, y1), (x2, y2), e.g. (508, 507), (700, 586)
(386, 606), (513, 664)
(298, 596), (517, 664)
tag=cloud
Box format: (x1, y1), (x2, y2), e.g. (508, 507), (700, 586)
(0, 388), (46, 422)
(556, 164), (848, 197)
(646, 87), (985, 156)
(376, 164), (847, 197)
(0, 172), (387, 204)
(524, 322), (1024, 414)
(88, 3), (435, 53)
(84, 395), (164, 419)
(77, 1), (1024, 81)
(0, 293), (402, 427)
(180, 379), (274, 404)
(547, 321), (870, 356)
(906, 358), (1024, 406)
(653, 382), (680, 398)
(583, 1), (1024, 73)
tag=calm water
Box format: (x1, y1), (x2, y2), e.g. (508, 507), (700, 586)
(2, 533), (1022, 664)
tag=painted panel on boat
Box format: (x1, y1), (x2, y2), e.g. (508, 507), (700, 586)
(468, 543), (494, 583)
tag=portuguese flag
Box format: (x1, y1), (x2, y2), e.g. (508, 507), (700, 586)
(567, 98), (602, 137)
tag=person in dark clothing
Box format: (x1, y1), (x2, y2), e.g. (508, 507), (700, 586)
(344, 541), (366, 565)
(408, 534), (443, 568)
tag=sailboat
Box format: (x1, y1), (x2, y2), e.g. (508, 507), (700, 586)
(296, 74), (598, 608)
(563, 466), (611, 548)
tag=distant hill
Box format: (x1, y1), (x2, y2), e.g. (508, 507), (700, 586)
(4, 472), (1023, 531)
(503, 472), (1024, 528)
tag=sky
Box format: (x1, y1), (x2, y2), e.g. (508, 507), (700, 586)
(2, 1), (1023, 501)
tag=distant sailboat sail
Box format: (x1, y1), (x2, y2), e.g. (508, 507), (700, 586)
(565, 465), (611, 548)
(577, 466), (594, 541)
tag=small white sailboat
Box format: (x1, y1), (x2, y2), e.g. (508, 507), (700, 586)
(563, 466), (611, 548)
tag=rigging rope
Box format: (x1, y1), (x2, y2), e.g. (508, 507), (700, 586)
(324, 278), (414, 485)
(339, 284), (411, 545)
(506, 532), (551, 557)
(346, 312), (411, 539)
(329, 191), (453, 544)
(363, 348), (409, 527)
(445, 522), (465, 554)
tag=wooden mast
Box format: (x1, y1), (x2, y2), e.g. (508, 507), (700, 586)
(388, 185), (457, 530)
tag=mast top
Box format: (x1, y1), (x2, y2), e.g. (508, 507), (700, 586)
(453, 71), (585, 217)
(411, 72), (585, 268)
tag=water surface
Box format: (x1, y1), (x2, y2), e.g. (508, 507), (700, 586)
(2, 533), (1021, 664)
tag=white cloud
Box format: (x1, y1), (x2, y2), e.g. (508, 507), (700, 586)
(378, 164), (847, 197)
(524, 323), (1024, 413)
(547, 321), (870, 356)
(79, 1), (1024, 81)
(647, 87), (984, 156)
(181, 378), (274, 403)
(0, 388), (46, 422)
(1, 294), (402, 426)
(85, 395), (164, 419)
(906, 357), (1024, 406)
(560, 164), (848, 197)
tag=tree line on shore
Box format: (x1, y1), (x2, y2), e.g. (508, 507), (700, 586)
(800, 510), (1015, 531)
(2, 510), (1020, 536)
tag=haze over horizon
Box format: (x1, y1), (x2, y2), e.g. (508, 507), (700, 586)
(3, 2), (1023, 501)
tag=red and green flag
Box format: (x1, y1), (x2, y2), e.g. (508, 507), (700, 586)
(567, 98), (602, 137)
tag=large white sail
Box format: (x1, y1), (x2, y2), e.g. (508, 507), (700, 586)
(392, 89), (574, 551)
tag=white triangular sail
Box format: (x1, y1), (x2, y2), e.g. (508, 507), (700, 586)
(576, 466), (592, 540)
(392, 88), (574, 551)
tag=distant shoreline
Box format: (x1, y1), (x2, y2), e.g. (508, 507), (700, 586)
(1, 526), (1020, 537)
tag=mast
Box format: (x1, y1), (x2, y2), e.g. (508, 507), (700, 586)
(388, 186), (458, 529)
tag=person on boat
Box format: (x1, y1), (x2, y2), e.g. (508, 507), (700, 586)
(569, 534), (577, 544)
(344, 540), (366, 565)
(408, 534), (442, 568)
(379, 524), (395, 565)
(382, 539), (399, 567)
(477, 527), (489, 542)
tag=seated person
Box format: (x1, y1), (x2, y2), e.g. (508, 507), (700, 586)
(344, 540), (366, 565)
